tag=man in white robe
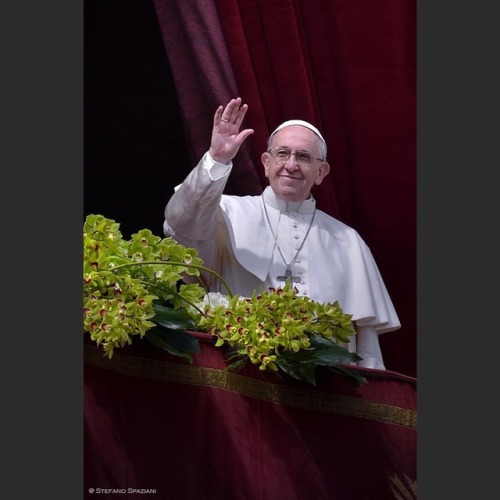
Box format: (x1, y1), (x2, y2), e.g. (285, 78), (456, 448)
(164, 97), (400, 369)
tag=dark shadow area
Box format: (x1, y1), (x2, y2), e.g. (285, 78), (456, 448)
(84, 0), (190, 238)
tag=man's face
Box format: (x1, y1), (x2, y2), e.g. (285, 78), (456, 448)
(261, 125), (330, 202)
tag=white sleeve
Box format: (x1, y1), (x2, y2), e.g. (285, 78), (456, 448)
(163, 152), (233, 281)
(163, 152), (231, 241)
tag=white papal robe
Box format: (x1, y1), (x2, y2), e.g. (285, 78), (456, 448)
(164, 152), (401, 369)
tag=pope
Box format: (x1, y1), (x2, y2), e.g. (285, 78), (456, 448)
(163, 97), (400, 369)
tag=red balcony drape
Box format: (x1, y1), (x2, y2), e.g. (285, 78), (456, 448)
(84, 338), (417, 499)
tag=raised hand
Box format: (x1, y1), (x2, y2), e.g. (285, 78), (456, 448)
(208, 97), (254, 164)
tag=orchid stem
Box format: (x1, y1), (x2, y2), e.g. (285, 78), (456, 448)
(111, 260), (234, 298)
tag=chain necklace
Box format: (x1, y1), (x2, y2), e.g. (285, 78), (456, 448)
(261, 195), (316, 283)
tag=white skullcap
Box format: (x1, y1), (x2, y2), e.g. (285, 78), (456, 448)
(270, 119), (325, 144)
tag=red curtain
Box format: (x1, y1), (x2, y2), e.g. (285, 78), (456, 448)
(153, 0), (416, 377)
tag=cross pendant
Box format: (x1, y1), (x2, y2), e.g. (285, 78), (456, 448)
(277, 267), (301, 283)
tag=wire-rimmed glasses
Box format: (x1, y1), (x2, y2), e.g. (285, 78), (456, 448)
(268, 148), (324, 166)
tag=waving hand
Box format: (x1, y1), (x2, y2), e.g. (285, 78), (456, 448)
(208, 97), (254, 164)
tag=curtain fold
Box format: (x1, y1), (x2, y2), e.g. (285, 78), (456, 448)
(152, 0), (263, 195)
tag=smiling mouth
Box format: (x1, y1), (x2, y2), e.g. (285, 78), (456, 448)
(279, 174), (302, 180)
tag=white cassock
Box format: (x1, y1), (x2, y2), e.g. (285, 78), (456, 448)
(164, 152), (401, 370)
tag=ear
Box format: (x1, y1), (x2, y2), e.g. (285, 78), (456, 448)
(261, 152), (271, 178)
(314, 161), (330, 186)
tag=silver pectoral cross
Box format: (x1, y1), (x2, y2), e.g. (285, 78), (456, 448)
(277, 267), (302, 283)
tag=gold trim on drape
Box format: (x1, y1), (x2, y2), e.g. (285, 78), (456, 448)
(84, 343), (416, 429)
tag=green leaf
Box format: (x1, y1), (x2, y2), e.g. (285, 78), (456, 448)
(152, 303), (196, 330)
(145, 325), (200, 363)
(275, 358), (318, 386)
(290, 333), (362, 366)
(324, 365), (368, 387)
(276, 334), (367, 386)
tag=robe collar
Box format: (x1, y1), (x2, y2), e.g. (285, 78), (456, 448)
(262, 186), (316, 214)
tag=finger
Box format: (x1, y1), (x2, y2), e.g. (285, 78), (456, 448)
(213, 105), (224, 125)
(236, 128), (254, 144)
(234, 103), (249, 127)
(221, 98), (242, 124)
(225, 98), (245, 122)
(216, 100), (235, 125)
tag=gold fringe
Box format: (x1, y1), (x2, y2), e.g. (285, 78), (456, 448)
(390, 472), (418, 499)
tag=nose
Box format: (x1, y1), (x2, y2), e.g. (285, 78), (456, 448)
(284, 153), (300, 170)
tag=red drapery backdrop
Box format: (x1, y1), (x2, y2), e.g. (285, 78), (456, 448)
(152, 0), (416, 377)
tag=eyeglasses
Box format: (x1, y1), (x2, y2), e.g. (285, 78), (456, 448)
(268, 148), (324, 166)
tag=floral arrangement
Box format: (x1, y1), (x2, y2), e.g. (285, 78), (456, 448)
(83, 214), (366, 386)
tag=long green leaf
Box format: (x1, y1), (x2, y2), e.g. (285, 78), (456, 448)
(324, 365), (367, 387)
(145, 325), (200, 363)
(290, 333), (362, 366)
(275, 358), (318, 386)
(152, 303), (196, 330)
(277, 334), (367, 386)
